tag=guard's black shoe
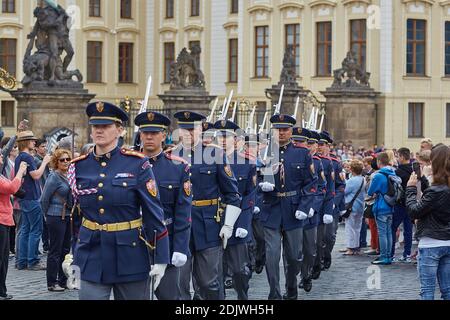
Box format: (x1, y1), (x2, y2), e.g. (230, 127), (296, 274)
(254, 264), (264, 274)
(0, 294), (13, 300)
(303, 279), (313, 293)
(311, 267), (321, 280)
(282, 290), (298, 300)
(323, 258), (331, 270)
(298, 279), (304, 289)
(224, 278), (233, 290)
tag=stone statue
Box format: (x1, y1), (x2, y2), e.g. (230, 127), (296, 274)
(169, 44), (205, 90)
(22, 0), (82, 86)
(331, 51), (371, 89)
(279, 44), (298, 88)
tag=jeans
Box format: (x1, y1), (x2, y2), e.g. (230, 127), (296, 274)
(375, 214), (393, 261)
(391, 205), (413, 258)
(417, 246), (450, 300)
(360, 219), (368, 248)
(17, 200), (43, 268)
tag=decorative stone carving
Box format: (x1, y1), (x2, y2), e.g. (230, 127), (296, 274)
(331, 51), (371, 90)
(22, 0), (82, 87)
(278, 44), (299, 88)
(169, 44), (205, 90)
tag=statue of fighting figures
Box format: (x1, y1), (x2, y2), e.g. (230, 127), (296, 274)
(279, 44), (298, 88)
(22, 0), (82, 86)
(169, 44), (205, 90)
(331, 51), (371, 89)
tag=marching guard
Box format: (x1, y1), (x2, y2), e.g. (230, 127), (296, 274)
(259, 115), (317, 300)
(312, 131), (336, 279)
(69, 102), (169, 300)
(293, 129), (326, 292)
(134, 111), (192, 300)
(172, 111), (242, 300)
(214, 120), (257, 300)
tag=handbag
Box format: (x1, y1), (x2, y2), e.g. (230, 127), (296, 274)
(342, 178), (364, 219)
(364, 203), (374, 219)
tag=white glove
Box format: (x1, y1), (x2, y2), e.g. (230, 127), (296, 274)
(253, 206), (260, 214)
(171, 252), (187, 268)
(219, 205), (242, 249)
(219, 225), (233, 249)
(235, 228), (248, 238)
(340, 210), (347, 216)
(259, 182), (275, 192)
(323, 214), (334, 224)
(150, 264), (167, 291)
(295, 210), (308, 220)
(308, 208), (315, 218)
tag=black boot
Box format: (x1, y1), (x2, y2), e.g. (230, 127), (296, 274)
(282, 288), (298, 300)
(311, 266), (321, 280)
(298, 278), (304, 289)
(323, 258), (332, 270)
(303, 278), (313, 292)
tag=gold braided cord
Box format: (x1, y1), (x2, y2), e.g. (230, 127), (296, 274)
(0, 67), (17, 91)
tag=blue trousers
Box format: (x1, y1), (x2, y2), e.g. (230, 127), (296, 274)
(391, 205), (413, 257)
(375, 214), (393, 261)
(17, 200), (43, 268)
(418, 246), (450, 300)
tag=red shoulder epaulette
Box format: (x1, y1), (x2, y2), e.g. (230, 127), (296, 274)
(121, 148), (145, 159)
(164, 152), (188, 164)
(71, 154), (88, 163)
(329, 156), (339, 162)
(313, 155), (321, 161)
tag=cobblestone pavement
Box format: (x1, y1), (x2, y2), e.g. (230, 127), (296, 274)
(6, 224), (425, 300)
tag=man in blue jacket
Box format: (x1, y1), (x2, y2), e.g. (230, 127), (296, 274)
(367, 152), (396, 265)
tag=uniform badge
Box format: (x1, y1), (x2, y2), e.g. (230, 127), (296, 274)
(321, 172), (326, 181)
(147, 112), (155, 121)
(203, 122), (208, 130)
(96, 102), (104, 113)
(184, 112), (190, 119)
(339, 172), (346, 181)
(221, 120), (226, 128)
(142, 161), (151, 170)
(184, 181), (191, 196)
(146, 179), (157, 197)
(310, 163), (315, 175)
(224, 165), (233, 177)
(298, 128), (302, 135)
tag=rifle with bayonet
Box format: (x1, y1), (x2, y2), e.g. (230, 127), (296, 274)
(261, 84), (284, 184)
(133, 75), (152, 150)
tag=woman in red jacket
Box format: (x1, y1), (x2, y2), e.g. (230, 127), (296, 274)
(0, 153), (27, 300)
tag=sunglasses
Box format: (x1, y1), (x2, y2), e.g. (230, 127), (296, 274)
(58, 158), (72, 163)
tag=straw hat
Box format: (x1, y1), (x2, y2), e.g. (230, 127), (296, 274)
(16, 131), (38, 142)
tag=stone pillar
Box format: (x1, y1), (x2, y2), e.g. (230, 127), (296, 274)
(11, 86), (95, 149)
(321, 89), (379, 148)
(265, 85), (308, 124)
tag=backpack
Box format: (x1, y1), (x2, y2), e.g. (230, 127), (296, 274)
(379, 171), (404, 207)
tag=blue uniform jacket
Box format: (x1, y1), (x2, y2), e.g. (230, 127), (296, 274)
(72, 147), (170, 284)
(304, 155), (326, 230)
(260, 142), (318, 231)
(172, 143), (241, 252)
(227, 152), (257, 246)
(318, 155), (335, 225)
(150, 151), (192, 259)
(330, 156), (346, 217)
